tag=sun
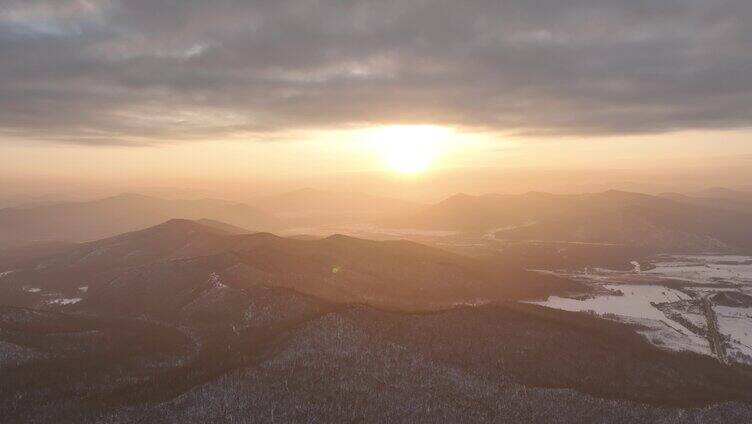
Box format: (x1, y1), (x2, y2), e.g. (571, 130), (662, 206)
(370, 125), (450, 173)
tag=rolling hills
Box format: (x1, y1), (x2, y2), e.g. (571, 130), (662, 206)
(1, 219), (752, 422)
(396, 190), (752, 253)
(0, 219), (578, 312)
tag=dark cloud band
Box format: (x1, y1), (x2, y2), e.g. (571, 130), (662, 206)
(1, 0), (751, 144)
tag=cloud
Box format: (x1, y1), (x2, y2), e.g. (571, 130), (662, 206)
(1, 0), (751, 145)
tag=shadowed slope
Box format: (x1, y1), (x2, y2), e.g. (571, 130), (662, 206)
(0, 219), (579, 312)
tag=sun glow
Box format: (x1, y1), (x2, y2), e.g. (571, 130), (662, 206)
(370, 125), (451, 173)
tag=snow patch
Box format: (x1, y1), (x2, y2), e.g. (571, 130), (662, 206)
(208, 272), (227, 289)
(630, 261), (641, 273)
(452, 299), (491, 307)
(532, 285), (690, 323)
(46, 298), (82, 306)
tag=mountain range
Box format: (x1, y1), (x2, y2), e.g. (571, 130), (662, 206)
(1, 218), (751, 422)
(397, 189), (752, 253)
(248, 187), (421, 227)
(0, 219), (576, 312)
(0, 188), (420, 246)
(0, 193), (276, 246)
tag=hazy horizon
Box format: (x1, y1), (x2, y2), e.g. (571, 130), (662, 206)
(3, 157), (752, 207)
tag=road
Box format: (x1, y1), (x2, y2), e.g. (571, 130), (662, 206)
(701, 296), (728, 364)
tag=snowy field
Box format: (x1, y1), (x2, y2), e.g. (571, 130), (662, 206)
(531, 255), (752, 365)
(648, 255), (752, 288)
(715, 305), (752, 364)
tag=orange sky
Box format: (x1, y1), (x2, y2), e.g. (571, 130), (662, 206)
(2, 127), (751, 202)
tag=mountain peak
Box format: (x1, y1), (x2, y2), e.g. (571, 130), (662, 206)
(324, 233), (353, 242)
(121, 219), (216, 237)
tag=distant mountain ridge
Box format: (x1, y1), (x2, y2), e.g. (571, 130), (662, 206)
(396, 189), (752, 253)
(254, 187), (419, 214)
(249, 187), (422, 226)
(0, 193), (277, 245)
(396, 190), (660, 230)
(660, 188), (752, 214)
(7, 188), (752, 254)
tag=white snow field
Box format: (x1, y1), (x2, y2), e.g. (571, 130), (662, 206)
(531, 255), (752, 365)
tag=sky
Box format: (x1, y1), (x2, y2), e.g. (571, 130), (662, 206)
(1, 0), (751, 200)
